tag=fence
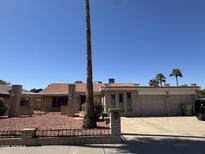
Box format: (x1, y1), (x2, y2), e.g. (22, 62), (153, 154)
(36, 128), (111, 137)
(0, 128), (110, 138)
(0, 130), (21, 138)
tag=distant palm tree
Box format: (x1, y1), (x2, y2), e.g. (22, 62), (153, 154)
(83, 0), (97, 128)
(155, 73), (166, 87)
(149, 79), (159, 87)
(170, 69), (183, 86)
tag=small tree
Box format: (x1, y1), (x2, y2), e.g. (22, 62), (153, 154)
(0, 80), (10, 85)
(197, 89), (205, 98)
(149, 79), (159, 87)
(30, 88), (42, 93)
(94, 102), (103, 120)
(82, 102), (103, 121)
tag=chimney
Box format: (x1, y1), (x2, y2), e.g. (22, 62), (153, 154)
(191, 83), (197, 87)
(108, 78), (115, 84)
(75, 80), (83, 84)
(94, 81), (102, 84)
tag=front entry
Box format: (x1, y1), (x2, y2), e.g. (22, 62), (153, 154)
(119, 93), (124, 113)
(80, 95), (86, 111)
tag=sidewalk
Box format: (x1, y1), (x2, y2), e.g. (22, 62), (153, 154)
(0, 144), (114, 154)
(1, 136), (205, 154)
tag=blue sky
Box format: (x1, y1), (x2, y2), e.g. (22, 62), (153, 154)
(0, 0), (205, 90)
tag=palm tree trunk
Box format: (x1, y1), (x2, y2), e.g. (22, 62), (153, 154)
(83, 0), (97, 128)
(160, 81), (162, 87)
(176, 76), (179, 86)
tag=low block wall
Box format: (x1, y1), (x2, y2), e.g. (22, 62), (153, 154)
(0, 109), (121, 145)
(0, 135), (121, 146)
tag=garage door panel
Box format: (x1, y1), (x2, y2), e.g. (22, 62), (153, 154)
(167, 95), (195, 116)
(140, 95), (165, 116)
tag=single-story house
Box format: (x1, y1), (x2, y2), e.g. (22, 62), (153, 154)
(38, 79), (199, 117)
(0, 78), (200, 117)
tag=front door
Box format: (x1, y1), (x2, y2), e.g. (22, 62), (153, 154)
(119, 93), (124, 112)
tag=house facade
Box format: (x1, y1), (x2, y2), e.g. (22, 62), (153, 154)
(101, 85), (197, 116)
(0, 79), (199, 117)
(38, 82), (103, 115)
(38, 79), (199, 117)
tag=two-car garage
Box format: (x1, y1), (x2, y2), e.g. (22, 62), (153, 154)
(139, 94), (195, 116)
(102, 86), (198, 117)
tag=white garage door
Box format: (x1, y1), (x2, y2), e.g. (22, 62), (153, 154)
(167, 95), (195, 116)
(140, 95), (166, 116)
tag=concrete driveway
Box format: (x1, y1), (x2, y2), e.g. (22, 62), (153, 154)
(121, 116), (205, 138)
(119, 116), (205, 154)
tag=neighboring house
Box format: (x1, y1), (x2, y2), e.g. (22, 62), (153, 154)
(0, 84), (36, 116)
(38, 79), (199, 117)
(0, 84), (11, 105)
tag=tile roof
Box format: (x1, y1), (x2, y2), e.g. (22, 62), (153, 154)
(40, 83), (136, 94)
(40, 84), (68, 94)
(106, 83), (136, 87)
(75, 83), (103, 92)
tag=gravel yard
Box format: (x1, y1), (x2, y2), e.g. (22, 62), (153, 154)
(0, 112), (108, 131)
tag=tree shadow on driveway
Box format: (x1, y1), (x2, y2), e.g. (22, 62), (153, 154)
(78, 134), (205, 154)
(118, 135), (205, 154)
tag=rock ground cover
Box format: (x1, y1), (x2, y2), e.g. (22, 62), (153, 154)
(0, 112), (108, 131)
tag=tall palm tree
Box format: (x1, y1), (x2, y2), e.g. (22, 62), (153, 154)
(83, 0), (97, 128)
(170, 68), (183, 86)
(155, 73), (166, 87)
(149, 79), (159, 87)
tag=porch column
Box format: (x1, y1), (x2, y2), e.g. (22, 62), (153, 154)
(123, 93), (127, 113)
(9, 85), (22, 117)
(67, 84), (75, 116)
(105, 93), (111, 112)
(116, 93), (120, 109)
(133, 91), (139, 115)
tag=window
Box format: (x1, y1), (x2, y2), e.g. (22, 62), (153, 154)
(127, 92), (132, 112)
(111, 94), (116, 108)
(52, 97), (68, 108)
(119, 93), (124, 112)
(20, 97), (30, 106)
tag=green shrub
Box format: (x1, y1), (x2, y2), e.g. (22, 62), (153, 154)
(0, 99), (7, 115)
(94, 102), (103, 120)
(197, 89), (205, 98)
(82, 102), (103, 120)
